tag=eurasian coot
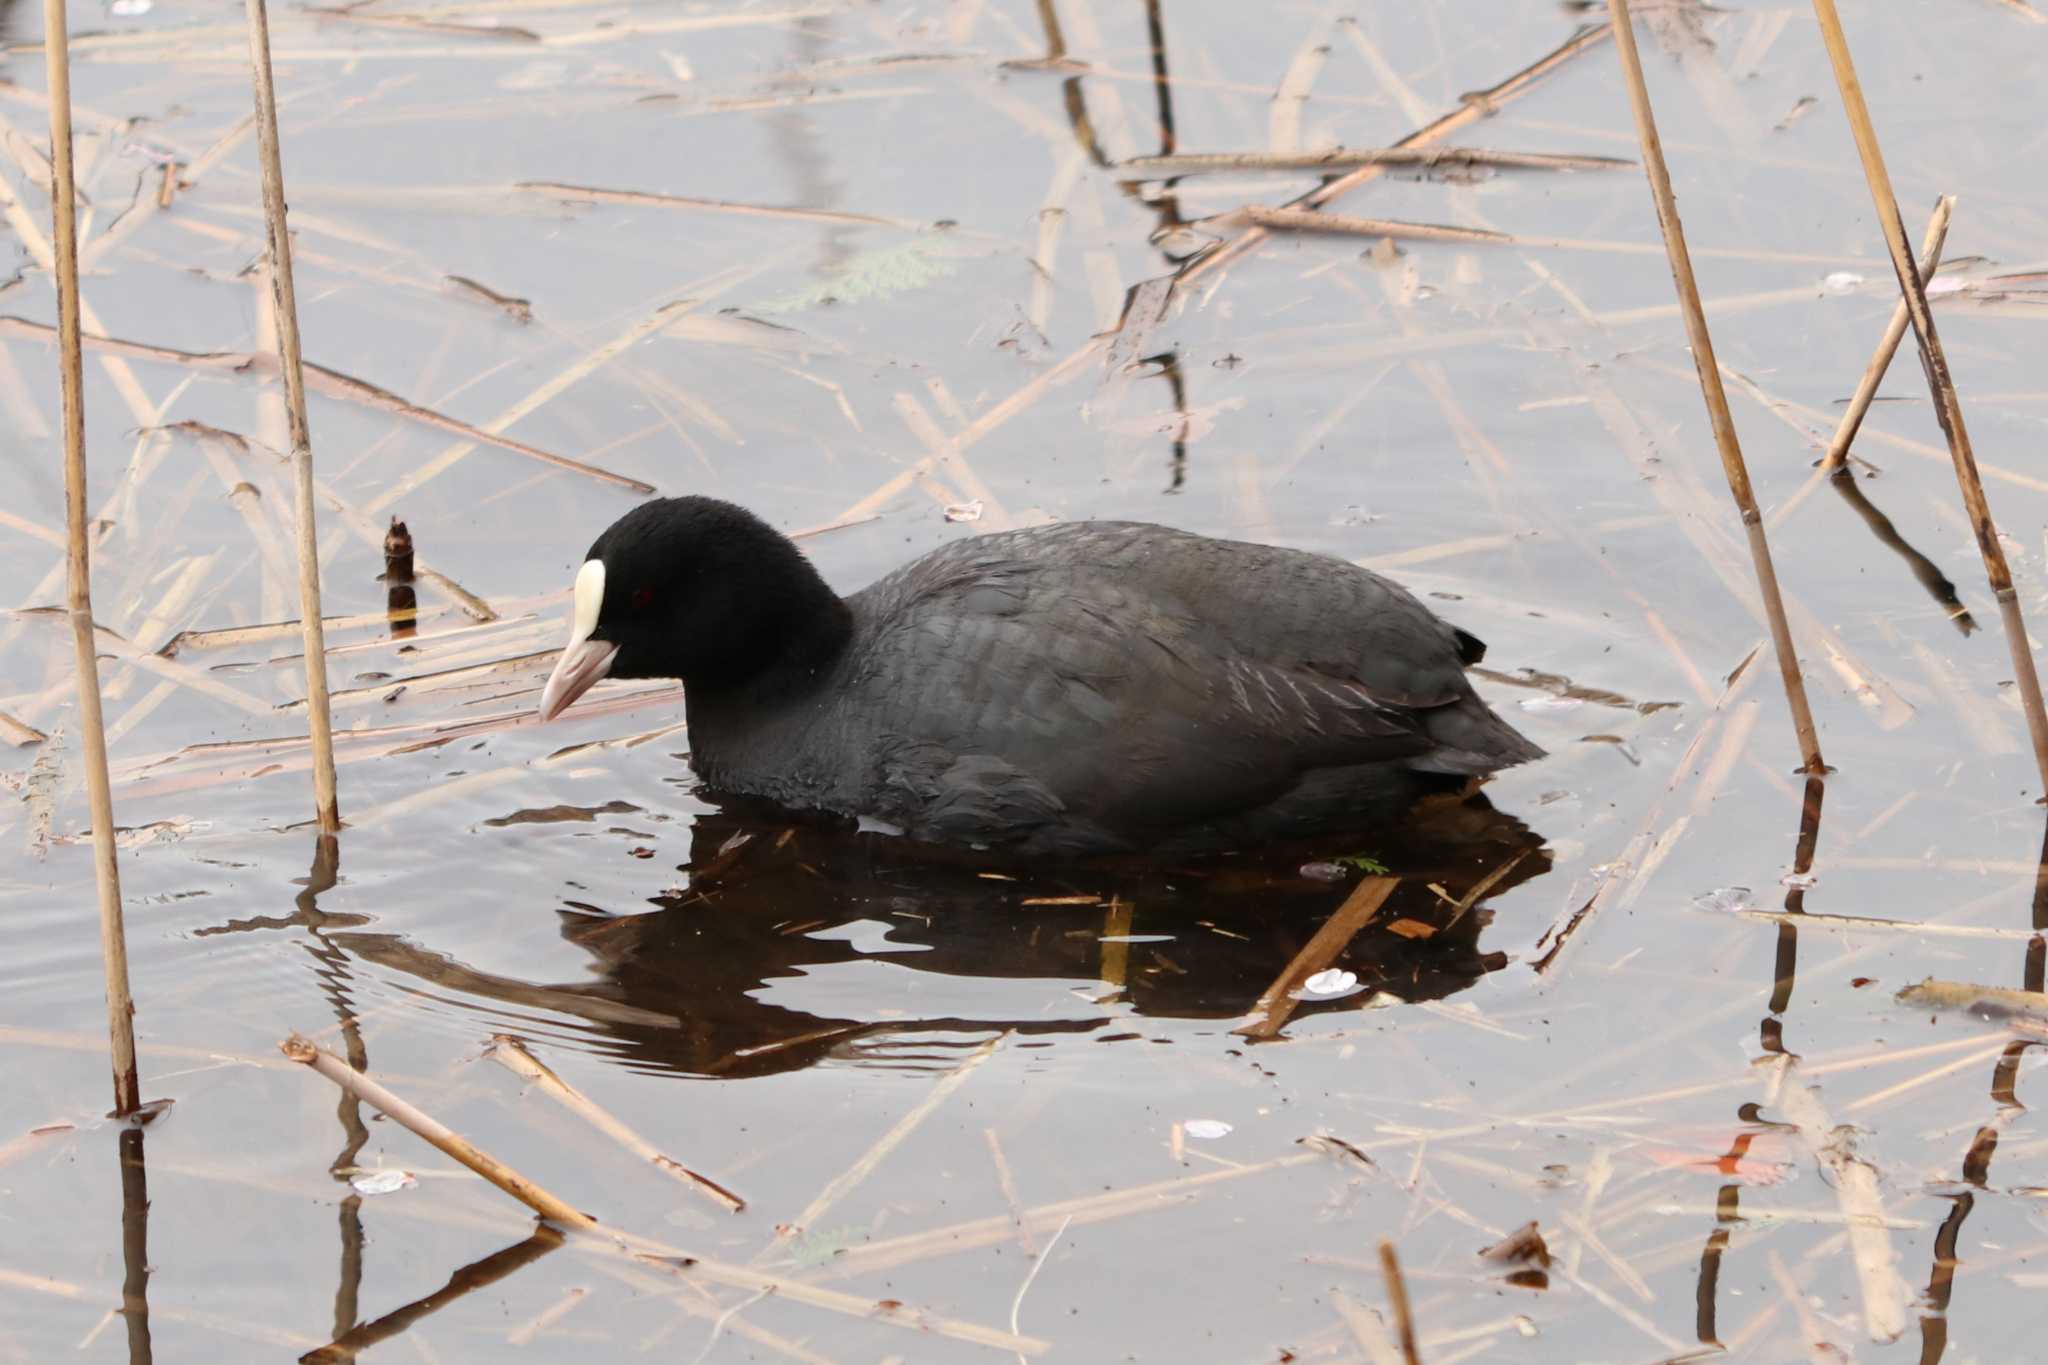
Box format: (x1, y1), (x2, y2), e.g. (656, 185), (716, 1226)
(539, 497), (1542, 856)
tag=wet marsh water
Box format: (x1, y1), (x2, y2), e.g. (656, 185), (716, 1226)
(6, 0), (2048, 1359)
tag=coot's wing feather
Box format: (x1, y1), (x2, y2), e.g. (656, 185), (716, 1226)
(842, 525), (1478, 844)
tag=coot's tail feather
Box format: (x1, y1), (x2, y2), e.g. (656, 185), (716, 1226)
(1408, 696), (1545, 777)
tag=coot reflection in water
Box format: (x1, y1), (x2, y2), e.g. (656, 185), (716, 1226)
(333, 794), (1550, 1078)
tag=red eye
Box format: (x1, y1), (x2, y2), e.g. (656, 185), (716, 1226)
(631, 586), (655, 611)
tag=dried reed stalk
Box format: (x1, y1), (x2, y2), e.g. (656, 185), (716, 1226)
(245, 0), (339, 831)
(1178, 22), (1611, 292)
(1820, 197), (1952, 473)
(1809, 0), (2048, 795)
(1117, 146), (1631, 176)
(282, 1034), (594, 1225)
(279, 1035), (1046, 1353)
(1235, 877), (1397, 1039)
(43, 0), (141, 1117)
(1607, 0), (1825, 775)
(485, 1035), (744, 1213)
(757, 1032), (1002, 1262)
(1237, 205), (1512, 245)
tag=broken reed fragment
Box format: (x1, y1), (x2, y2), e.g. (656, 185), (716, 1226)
(1606, 0), (1825, 776)
(1235, 877), (1398, 1039)
(485, 1035), (744, 1212)
(1821, 198), (1953, 474)
(1809, 0), (2048, 798)
(43, 0), (142, 1117)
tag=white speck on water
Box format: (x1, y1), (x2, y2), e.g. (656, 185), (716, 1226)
(1780, 872), (1817, 890)
(351, 1170), (416, 1196)
(1299, 968), (1360, 1000)
(1519, 695), (1583, 713)
(1693, 887), (1754, 914)
(1926, 275), (1967, 296)
(943, 500), (983, 523)
(1822, 271), (1864, 293)
(1183, 1119), (1232, 1140)
(499, 61), (570, 91)
(110, 0), (152, 13)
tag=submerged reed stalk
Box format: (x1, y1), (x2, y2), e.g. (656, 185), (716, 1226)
(43, 0), (141, 1117)
(244, 0), (340, 831)
(1808, 0), (2048, 796)
(1606, 0), (1826, 776)
(1820, 197), (1952, 474)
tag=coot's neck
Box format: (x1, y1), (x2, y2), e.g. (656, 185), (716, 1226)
(753, 586), (855, 701)
(682, 559), (853, 795)
(687, 546), (854, 706)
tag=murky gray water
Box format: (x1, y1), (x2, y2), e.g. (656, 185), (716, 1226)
(6, 0), (2048, 1359)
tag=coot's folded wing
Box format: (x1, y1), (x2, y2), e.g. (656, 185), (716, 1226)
(842, 530), (1453, 844)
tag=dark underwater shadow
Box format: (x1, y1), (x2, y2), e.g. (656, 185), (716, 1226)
(332, 792), (1552, 1078)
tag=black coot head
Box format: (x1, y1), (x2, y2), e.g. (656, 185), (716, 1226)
(538, 497), (845, 720)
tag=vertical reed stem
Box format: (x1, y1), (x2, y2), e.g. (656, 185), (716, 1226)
(244, 0), (340, 831)
(44, 0), (141, 1117)
(1378, 1240), (1421, 1364)
(1808, 0), (2048, 798)
(1607, 0), (1827, 775)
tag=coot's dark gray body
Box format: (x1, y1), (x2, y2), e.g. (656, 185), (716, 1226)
(648, 516), (1542, 857)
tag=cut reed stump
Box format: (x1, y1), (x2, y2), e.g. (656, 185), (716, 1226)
(1607, 0), (1826, 776)
(43, 0), (141, 1116)
(1808, 0), (2048, 798)
(244, 0), (341, 831)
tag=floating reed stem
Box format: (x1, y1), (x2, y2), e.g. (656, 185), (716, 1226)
(1607, 0), (1826, 776)
(1809, 0), (2048, 797)
(44, 0), (141, 1117)
(486, 1035), (744, 1213)
(1237, 205), (1513, 246)
(1178, 22), (1612, 291)
(1820, 197), (1952, 474)
(1116, 146), (1631, 177)
(245, 0), (340, 831)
